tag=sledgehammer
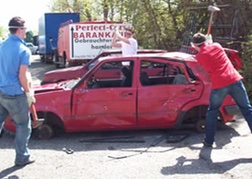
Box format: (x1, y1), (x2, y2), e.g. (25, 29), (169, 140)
(31, 103), (43, 128)
(207, 5), (220, 35)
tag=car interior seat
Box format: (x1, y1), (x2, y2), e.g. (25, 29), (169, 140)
(172, 73), (187, 84)
(140, 72), (151, 86)
(121, 66), (132, 87)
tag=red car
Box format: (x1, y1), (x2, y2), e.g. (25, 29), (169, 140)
(4, 51), (241, 139)
(41, 49), (167, 85)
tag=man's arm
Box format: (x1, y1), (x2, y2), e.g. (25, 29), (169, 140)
(19, 64), (36, 107)
(116, 31), (130, 45)
(19, 65), (30, 92)
(111, 32), (122, 48)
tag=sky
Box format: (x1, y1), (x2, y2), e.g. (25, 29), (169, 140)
(0, 0), (51, 36)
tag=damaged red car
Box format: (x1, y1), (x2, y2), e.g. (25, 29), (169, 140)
(4, 51), (241, 139)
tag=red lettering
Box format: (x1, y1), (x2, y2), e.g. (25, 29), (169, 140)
(98, 32), (103, 38)
(73, 32), (79, 38)
(79, 32), (85, 38)
(100, 25), (106, 30)
(75, 25), (83, 31)
(109, 25), (116, 30)
(86, 32), (91, 38)
(85, 26), (90, 31)
(92, 33), (98, 38)
(105, 32), (111, 38)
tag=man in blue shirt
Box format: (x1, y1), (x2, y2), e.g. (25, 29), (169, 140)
(0, 16), (36, 166)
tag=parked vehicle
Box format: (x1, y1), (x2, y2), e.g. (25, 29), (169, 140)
(38, 13), (80, 63)
(41, 49), (167, 85)
(4, 51), (241, 139)
(54, 21), (130, 68)
(26, 42), (38, 54)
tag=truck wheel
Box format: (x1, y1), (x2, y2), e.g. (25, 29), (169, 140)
(40, 55), (45, 63)
(34, 124), (54, 140)
(195, 119), (206, 133)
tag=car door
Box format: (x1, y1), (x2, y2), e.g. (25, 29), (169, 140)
(137, 57), (204, 128)
(70, 58), (137, 131)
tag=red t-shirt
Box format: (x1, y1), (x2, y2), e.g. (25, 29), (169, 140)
(195, 43), (242, 89)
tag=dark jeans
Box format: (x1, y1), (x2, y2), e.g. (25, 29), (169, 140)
(205, 80), (252, 145)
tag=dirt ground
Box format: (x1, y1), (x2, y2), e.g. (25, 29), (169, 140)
(1, 55), (252, 179)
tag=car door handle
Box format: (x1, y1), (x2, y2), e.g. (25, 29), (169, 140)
(120, 92), (133, 97)
(184, 86), (196, 93)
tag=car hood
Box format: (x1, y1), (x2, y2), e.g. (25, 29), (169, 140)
(33, 82), (65, 93)
(43, 66), (85, 83)
(48, 66), (84, 73)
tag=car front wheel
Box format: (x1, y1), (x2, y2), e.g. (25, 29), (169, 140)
(34, 124), (54, 140)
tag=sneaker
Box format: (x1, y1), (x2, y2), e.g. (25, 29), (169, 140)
(15, 158), (35, 166)
(203, 140), (213, 148)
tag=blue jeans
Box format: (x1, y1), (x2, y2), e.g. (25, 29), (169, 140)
(205, 80), (252, 145)
(0, 91), (32, 164)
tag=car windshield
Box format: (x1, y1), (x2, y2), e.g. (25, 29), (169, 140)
(87, 53), (122, 70)
(88, 60), (99, 70)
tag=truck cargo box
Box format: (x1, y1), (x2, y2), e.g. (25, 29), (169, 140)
(38, 13), (80, 63)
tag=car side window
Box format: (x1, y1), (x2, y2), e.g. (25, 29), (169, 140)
(140, 60), (189, 86)
(100, 61), (122, 69)
(87, 60), (134, 89)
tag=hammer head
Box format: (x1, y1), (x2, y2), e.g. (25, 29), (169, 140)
(208, 5), (220, 12)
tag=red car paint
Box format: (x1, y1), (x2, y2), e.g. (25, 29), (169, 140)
(4, 51), (241, 138)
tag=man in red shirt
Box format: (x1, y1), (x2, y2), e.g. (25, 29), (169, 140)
(191, 32), (252, 147)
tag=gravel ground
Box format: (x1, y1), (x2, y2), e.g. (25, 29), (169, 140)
(1, 56), (252, 179)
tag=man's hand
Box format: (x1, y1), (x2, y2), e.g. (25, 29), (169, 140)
(205, 34), (213, 44)
(26, 91), (36, 107)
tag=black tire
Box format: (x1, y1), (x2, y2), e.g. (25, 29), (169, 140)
(34, 124), (54, 140)
(195, 119), (206, 133)
(40, 55), (45, 63)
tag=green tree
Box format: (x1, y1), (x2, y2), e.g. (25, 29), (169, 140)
(47, 0), (252, 50)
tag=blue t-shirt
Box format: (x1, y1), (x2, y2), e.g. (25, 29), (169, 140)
(0, 35), (31, 95)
